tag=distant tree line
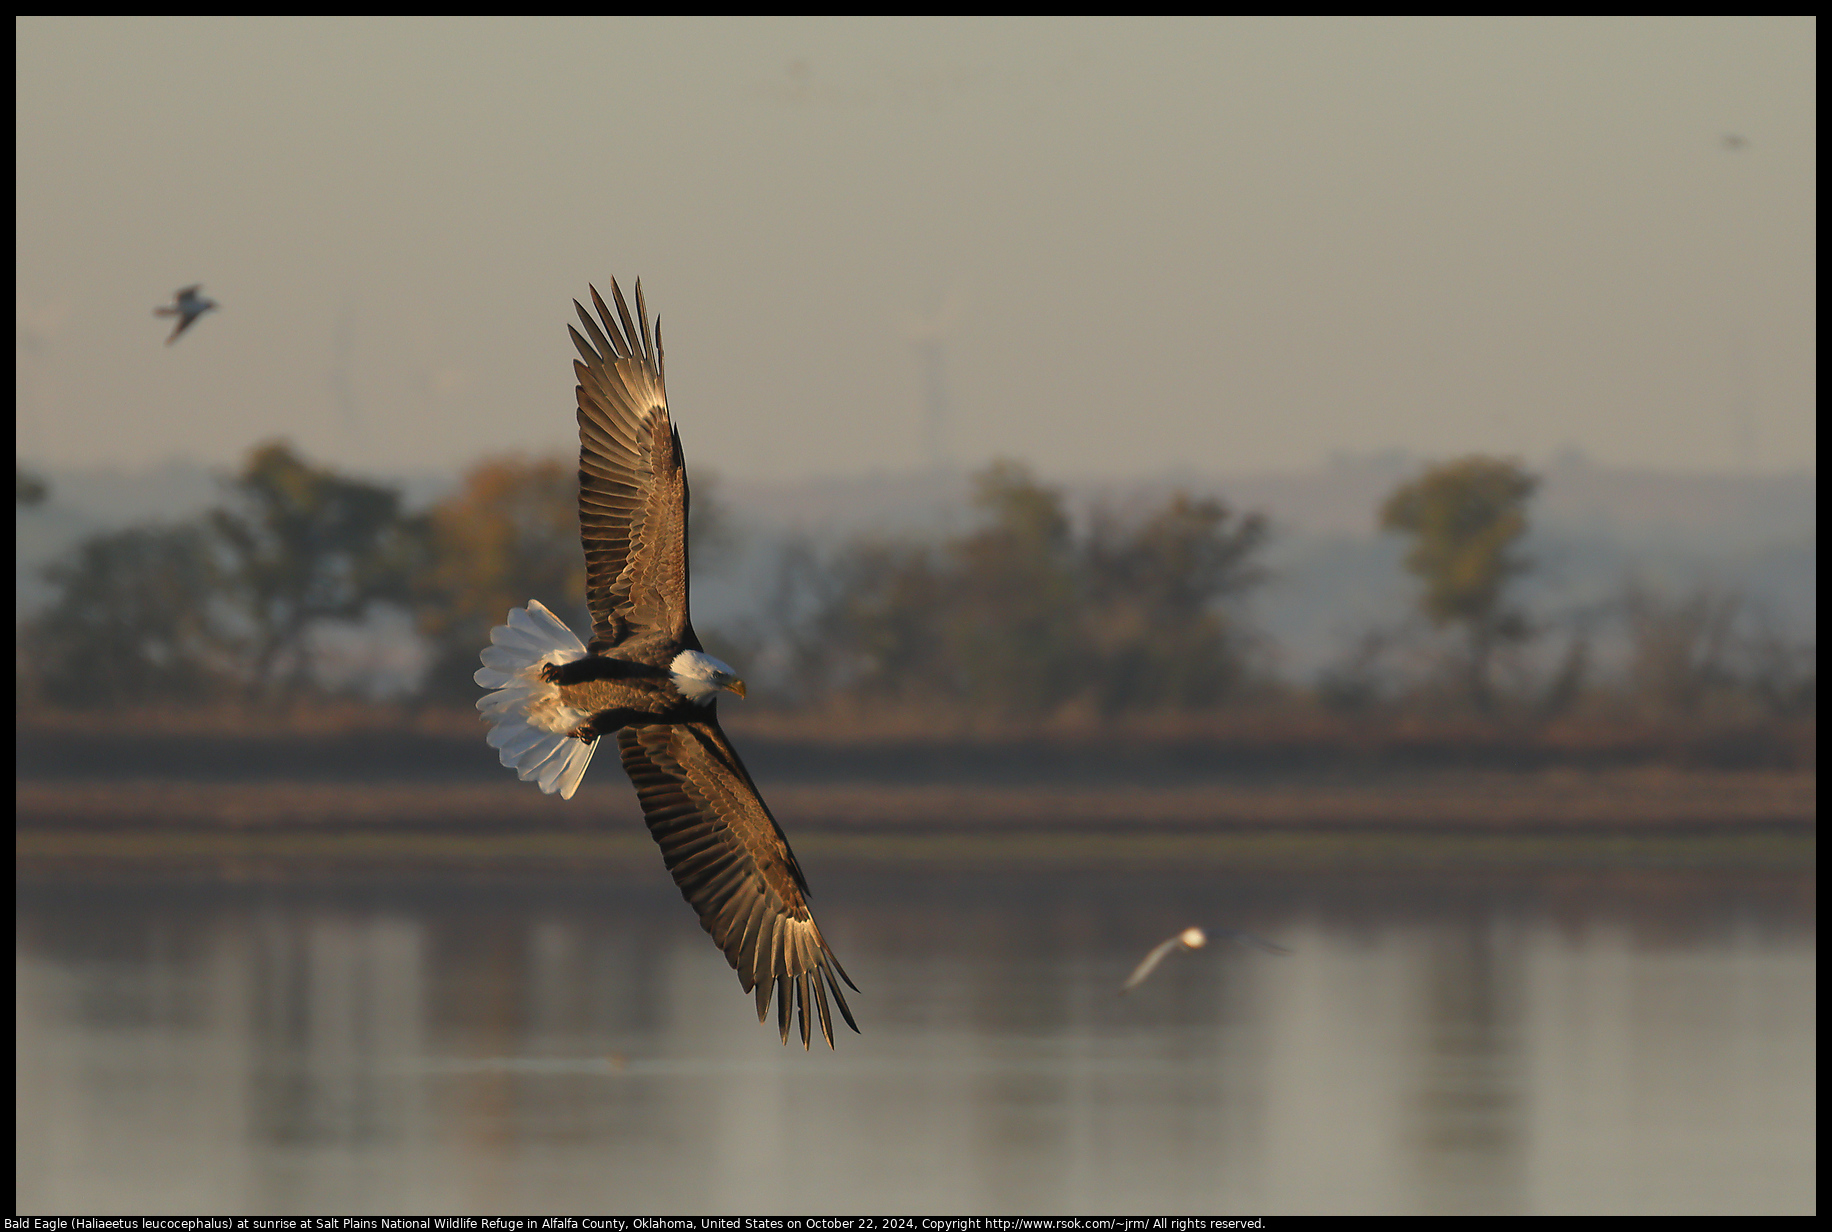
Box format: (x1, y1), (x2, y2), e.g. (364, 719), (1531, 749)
(23, 444), (418, 707)
(759, 460), (1269, 718)
(1336, 455), (1814, 723)
(14, 447), (1815, 725)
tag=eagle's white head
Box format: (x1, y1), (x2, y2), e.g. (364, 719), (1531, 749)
(670, 649), (747, 706)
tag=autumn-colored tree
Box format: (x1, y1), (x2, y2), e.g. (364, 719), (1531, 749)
(1379, 455), (1538, 710)
(410, 454), (584, 703)
(410, 453), (737, 703)
(210, 440), (414, 699)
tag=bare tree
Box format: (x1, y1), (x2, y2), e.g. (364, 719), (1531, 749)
(1620, 580), (1742, 716)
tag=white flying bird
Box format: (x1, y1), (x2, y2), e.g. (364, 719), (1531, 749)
(154, 284), (217, 345)
(1119, 926), (1291, 994)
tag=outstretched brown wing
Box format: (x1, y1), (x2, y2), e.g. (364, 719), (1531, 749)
(569, 280), (695, 652)
(617, 718), (860, 1048)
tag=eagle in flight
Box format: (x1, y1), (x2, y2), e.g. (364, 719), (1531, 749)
(475, 280), (859, 1049)
(154, 284), (216, 345)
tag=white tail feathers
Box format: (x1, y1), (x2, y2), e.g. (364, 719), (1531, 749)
(474, 600), (598, 800)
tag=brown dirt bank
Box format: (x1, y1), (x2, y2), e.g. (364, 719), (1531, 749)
(17, 769), (1815, 878)
(16, 705), (1816, 784)
(14, 768), (1816, 832)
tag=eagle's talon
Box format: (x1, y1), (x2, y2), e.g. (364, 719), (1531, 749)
(569, 724), (597, 744)
(539, 661), (564, 684)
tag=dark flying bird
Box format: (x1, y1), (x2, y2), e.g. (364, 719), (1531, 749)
(475, 280), (858, 1049)
(1119, 926), (1292, 995)
(154, 284), (217, 345)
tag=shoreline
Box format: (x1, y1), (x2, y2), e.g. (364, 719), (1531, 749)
(15, 768), (1816, 831)
(17, 769), (1815, 877)
(19, 712), (1814, 875)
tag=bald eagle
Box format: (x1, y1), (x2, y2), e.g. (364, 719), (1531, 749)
(475, 281), (859, 1049)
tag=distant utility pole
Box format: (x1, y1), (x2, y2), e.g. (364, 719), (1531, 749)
(1717, 129), (1759, 469)
(330, 294), (363, 457)
(915, 332), (950, 471)
(904, 289), (960, 473)
(1727, 326), (1758, 467)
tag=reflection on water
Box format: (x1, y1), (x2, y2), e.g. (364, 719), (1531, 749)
(15, 863), (1815, 1214)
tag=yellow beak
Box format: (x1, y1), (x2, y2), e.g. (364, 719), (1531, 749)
(724, 679), (747, 700)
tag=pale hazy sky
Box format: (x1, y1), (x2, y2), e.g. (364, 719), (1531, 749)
(15, 16), (1816, 482)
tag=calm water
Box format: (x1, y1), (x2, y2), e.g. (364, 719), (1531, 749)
(15, 861), (1816, 1215)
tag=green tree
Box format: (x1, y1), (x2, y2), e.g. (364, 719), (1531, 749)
(17, 466), (49, 506)
(209, 441), (413, 699)
(946, 461), (1082, 716)
(1083, 493), (1268, 712)
(1379, 455), (1538, 710)
(782, 462), (1080, 717)
(792, 461), (1270, 720)
(26, 524), (230, 706)
(790, 538), (947, 705)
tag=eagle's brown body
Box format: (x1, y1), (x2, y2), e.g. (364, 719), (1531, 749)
(540, 653), (695, 738)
